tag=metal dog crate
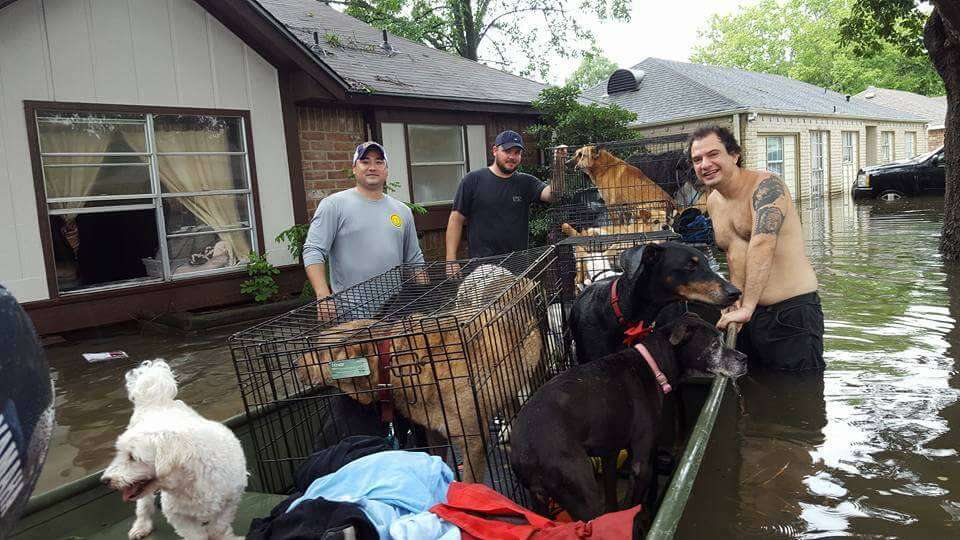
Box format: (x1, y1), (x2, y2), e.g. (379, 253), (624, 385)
(546, 135), (705, 242)
(229, 246), (569, 500)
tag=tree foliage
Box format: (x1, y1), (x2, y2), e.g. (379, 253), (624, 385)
(331, 0), (630, 78)
(566, 47), (619, 90)
(527, 85), (639, 148)
(691, 0), (944, 96)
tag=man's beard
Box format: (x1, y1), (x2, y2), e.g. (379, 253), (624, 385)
(495, 157), (517, 175)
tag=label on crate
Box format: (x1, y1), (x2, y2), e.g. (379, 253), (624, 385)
(330, 358), (371, 379)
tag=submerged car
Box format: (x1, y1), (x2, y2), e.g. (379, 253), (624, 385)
(851, 146), (945, 201)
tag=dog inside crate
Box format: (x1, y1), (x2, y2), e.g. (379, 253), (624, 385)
(550, 136), (707, 239)
(284, 250), (564, 493)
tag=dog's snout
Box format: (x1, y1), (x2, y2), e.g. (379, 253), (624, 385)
(723, 284), (742, 303)
(101, 475), (113, 488)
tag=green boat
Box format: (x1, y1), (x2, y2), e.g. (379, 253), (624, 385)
(11, 344), (736, 539)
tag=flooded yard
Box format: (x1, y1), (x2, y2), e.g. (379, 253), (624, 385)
(681, 195), (960, 538)
(34, 195), (960, 537)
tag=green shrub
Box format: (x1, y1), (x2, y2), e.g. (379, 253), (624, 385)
(240, 252), (280, 303)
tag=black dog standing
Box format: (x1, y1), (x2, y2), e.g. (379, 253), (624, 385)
(568, 241), (741, 364)
(510, 313), (747, 521)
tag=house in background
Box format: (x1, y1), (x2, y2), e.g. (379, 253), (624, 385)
(854, 86), (947, 150)
(583, 58), (927, 201)
(0, 0), (545, 334)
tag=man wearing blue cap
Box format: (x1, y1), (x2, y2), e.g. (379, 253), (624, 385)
(303, 141), (424, 318)
(445, 130), (552, 267)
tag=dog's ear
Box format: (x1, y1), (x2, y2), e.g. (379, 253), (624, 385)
(669, 321), (689, 346)
(619, 243), (663, 281)
(152, 431), (196, 479)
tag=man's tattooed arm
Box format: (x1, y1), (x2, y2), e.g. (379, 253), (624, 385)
(754, 206), (784, 235)
(752, 175), (786, 211)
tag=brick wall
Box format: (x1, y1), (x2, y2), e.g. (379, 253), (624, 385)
(930, 128), (945, 149)
(298, 105), (367, 216)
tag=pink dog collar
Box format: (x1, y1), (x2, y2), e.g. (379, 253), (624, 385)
(633, 342), (672, 394)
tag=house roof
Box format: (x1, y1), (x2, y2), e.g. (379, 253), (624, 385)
(582, 58), (926, 125)
(853, 86), (947, 128)
(255, 0), (548, 105)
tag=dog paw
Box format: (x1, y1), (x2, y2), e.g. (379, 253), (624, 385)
(128, 519), (153, 540)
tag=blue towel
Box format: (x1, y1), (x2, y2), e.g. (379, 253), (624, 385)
(287, 450), (454, 539)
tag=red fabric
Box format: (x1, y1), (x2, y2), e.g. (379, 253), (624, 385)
(430, 482), (642, 540)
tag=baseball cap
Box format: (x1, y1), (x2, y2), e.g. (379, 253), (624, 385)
(353, 141), (389, 165)
(494, 130), (524, 151)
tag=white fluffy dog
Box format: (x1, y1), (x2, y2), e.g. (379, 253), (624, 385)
(101, 360), (247, 540)
(455, 264), (516, 309)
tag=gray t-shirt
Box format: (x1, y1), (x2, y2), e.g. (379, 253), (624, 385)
(302, 188), (425, 293)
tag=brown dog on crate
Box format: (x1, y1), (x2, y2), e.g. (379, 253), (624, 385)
(510, 312), (747, 521)
(568, 146), (673, 220)
(295, 279), (544, 484)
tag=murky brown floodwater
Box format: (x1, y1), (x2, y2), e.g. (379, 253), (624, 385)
(680, 195), (960, 538)
(36, 322), (246, 495)
(35, 195), (960, 538)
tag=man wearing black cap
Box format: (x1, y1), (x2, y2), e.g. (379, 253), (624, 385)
(303, 141), (424, 318)
(445, 130), (552, 268)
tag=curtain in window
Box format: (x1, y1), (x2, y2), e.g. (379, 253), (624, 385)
(151, 127), (251, 265)
(40, 124), (113, 254)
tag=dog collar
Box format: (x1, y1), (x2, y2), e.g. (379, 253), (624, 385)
(611, 278), (655, 346)
(376, 339), (395, 423)
(633, 342), (672, 394)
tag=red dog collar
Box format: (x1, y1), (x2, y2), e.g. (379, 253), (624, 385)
(633, 342), (672, 394)
(610, 278), (654, 346)
(376, 339), (395, 423)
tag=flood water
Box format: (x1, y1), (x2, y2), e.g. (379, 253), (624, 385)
(34, 195), (960, 538)
(680, 195), (960, 538)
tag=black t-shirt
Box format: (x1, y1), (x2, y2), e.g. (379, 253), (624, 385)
(452, 167), (547, 258)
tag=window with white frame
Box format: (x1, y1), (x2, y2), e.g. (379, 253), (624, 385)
(810, 131), (828, 199)
(765, 136), (784, 176)
(36, 109), (256, 295)
(881, 131), (894, 162)
(407, 124), (467, 204)
(905, 131), (916, 158)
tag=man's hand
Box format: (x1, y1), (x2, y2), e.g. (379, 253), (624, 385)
(316, 295), (337, 322)
(445, 261), (462, 279)
(716, 305), (753, 332)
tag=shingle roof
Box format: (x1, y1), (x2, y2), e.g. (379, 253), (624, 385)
(255, 0), (547, 104)
(582, 58), (926, 125)
(853, 86), (946, 127)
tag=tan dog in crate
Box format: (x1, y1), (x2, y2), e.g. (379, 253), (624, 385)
(296, 278), (544, 484)
(568, 146), (673, 215)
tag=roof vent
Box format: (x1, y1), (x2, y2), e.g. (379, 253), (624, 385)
(380, 30), (396, 55)
(864, 85), (876, 99)
(607, 69), (644, 94)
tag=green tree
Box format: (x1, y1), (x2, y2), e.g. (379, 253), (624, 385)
(839, 1), (960, 259)
(566, 47), (619, 89)
(691, 0), (943, 96)
(527, 85), (639, 148)
(329, 0), (630, 78)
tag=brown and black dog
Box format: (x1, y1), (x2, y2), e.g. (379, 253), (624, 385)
(568, 241), (740, 364)
(510, 312), (747, 520)
(569, 146), (674, 222)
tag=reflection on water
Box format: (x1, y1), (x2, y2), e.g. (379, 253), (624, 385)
(36, 323), (245, 495)
(680, 196), (960, 538)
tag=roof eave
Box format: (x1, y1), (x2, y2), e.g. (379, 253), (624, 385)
(631, 107), (927, 128)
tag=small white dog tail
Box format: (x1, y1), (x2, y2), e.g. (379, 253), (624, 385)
(125, 359), (178, 406)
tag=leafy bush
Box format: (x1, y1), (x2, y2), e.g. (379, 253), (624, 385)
(240, 252), (280, 303)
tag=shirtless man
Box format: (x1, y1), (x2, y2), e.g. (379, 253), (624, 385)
(688, 126), (824, 371)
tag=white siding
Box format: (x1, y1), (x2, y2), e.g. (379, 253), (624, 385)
(0, 0), (293, 302)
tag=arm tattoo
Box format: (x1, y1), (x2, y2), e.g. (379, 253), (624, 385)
(754, 206), (784, 236)
(752, 175), (785, 211)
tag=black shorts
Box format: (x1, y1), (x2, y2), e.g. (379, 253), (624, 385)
(737, 292), (825, 372)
